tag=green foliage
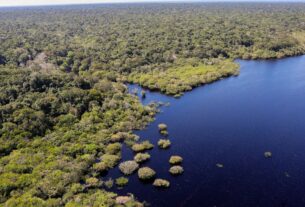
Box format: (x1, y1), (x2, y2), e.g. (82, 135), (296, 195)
(131, 141), (154, 152)
(158, 139), (171, 149)
(0, 3), (304, 72)
(0, 67), (154, 205)
(105, 143), (122, 155)
(169, 166), (184, 175)
(138, 167), (156, 180)
(4, 193), (54, 207)
(92, 162), (108, 174)
(129, 60), (239, 95)
(153, 179), (170, 188)
(0, 173), (33, 198)
(100, 154), (121, 169)
(118, 161), (139, 175)
(160, 130), (169, 136)
(158, 123), (167, 131)
(169, 156), (183, 165)
(134, 153), (151, 163)
(85, 177), (101, 188)
(65, 190), (117, 207)
(103, 179), (114, 189)
(0, 2), (305, 206)
(115, 177), (129, 187)
(37, 169), (79, 198)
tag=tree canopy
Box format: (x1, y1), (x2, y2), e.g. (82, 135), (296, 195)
(0, 2), (305, 206)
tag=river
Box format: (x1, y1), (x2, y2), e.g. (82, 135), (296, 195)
(108, 55), (305, 206)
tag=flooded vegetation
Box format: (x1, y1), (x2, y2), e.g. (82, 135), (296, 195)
(153, 179), (170, 188)
(169, 166), (184, 175)
(138, 167), (156, 180)
(134, 153), (151, 163)
(131, 141), (154, 153)
(119, 161), (139, 175)
(169, 156), (183, 165)
(113, 55), (305, 206)
(115, 177), (129, 187)
(264, 152), (272, 158)
(158, 139), (171, 149)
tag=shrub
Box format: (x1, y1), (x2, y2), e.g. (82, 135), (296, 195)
(69, 183), (84, 194)
(0, 173), (33, 198)
(66, 190), (116, 207)
(131, 143), (145, 152)
(119, 161), (139, 175)
(158, 139), (171, 149)
(100, 154), (121, 168)
(158, 123), (167, 131)
(110, 132), (137, 142)
(169, 156), (183, 164)
(115, 177), (129, 187)
(138, 167), (156, 180)
(4, 194), (50, 207)
(169, 166), (184, 175)
(264, 151), (272, 158)
(92, 162), (108, 174)
(124, 139), (136, 147)
(36, 170), (76, 198)
(104, 179), (114, 189)
(142, 141), (154, 149)
(160, 130), (168, 136)
(153, 179), (170, 188)
(105, 143), (122, 155)
(216, 163), (224, 168)
(115, 196), (132, 205)
(131, 141), (153, 152)
(110, 133), (125, 142)
(85, 177), (100, 188)
(134, 153), (151, 163)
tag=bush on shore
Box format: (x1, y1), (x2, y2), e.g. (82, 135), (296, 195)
(131, 141), (154, 152)
(92, 162), (108, 174)
(105, 143), (122, 155)
(85, 177), (101, 188)
(111, 132), (139, 142)
(100, 154), (121, 168)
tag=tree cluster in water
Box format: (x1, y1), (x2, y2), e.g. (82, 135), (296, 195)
(0, 2), (305, 206)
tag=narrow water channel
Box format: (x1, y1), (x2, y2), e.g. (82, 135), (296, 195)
(108, 55), (305, 207)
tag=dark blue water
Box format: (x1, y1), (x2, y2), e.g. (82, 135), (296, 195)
(109, 55), (305, 207)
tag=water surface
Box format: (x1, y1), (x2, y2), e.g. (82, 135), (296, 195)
(110, 55), (305, 206)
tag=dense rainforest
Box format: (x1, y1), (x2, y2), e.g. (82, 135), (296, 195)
(0, 2), (305, 206)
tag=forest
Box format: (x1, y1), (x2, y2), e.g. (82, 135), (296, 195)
(0, 2), (305, 207)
